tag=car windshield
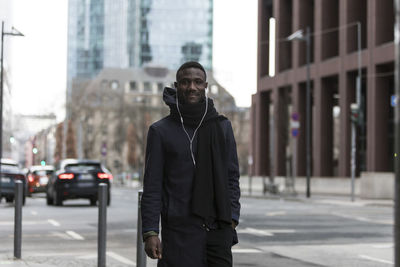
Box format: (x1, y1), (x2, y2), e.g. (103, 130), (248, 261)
(0, 163), (20, 172)
(65, 163), (102, 173)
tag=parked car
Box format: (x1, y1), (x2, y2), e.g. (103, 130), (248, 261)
(27, 165), (54, 196)
(46, 159), (112, 206)
(0, 159), (26, 204)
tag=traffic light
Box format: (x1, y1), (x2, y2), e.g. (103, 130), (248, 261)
(350, 103), (359, 124)
(40, 160), (46, 166)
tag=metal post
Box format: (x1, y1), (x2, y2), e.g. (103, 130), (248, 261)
(305, 26), (311, 198)
(267, 105), (274, 195)
(292, 137), (297, 194)
(136, 190), (146, 267)
(248, 175), (252, 195)
(14, 180), (23, 259)
(350, 107), (357, 202)
(0, 21), (4, 196)
(356, 22), (366, 172)
(98, 183), (108, 267)
(393, 0), (400, 265)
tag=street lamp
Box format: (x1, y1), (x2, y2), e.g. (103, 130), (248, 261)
(0, 21), (24, 196)
(287, 27), (312, 198)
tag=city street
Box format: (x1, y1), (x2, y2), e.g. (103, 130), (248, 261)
(0, 186), (394, 267)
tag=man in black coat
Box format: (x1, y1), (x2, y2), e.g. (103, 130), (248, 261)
(141, 61), (241, 267)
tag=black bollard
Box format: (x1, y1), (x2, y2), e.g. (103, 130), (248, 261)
(136, 190), (146, 267)
(98, 183), (108, 267)
(14, 180), (23, 259)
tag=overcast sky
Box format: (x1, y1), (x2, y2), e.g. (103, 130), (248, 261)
(8, 0), (257, 121)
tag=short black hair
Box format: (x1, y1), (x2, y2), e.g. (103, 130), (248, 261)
(176, 61), (207, 81)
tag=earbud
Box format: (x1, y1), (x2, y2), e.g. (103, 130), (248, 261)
(205, 88), (208, 97)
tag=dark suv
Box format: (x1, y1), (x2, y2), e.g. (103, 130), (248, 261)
(0, 159), (26, 204)
(46, 159), (112, 206)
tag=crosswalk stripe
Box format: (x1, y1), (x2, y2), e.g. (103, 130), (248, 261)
(358, 255), (393, 265)
(237, 227), (296, 236)
(66, 230), (85, 240)
(48, 219), (60, 227)
(266, 211), (287, 216)
(51, 231), (73, 240)
(232, 248), (262, 253)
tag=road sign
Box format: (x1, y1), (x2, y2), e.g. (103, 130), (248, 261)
(291, 112), (300, 137)
(101, 143), (107, 156)
(291, 112), (299, 121)
(290, 121), (300, 129)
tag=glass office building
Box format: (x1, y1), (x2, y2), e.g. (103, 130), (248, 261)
(67, 0), (213, 90)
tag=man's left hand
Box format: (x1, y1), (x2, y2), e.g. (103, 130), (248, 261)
(231, 220), (237, 229)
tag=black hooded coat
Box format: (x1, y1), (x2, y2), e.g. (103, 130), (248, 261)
(141, 87), (241, 267)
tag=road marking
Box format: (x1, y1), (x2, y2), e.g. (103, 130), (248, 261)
(237, 227), (273, 236)
(51, 231), (73, 240)
(232, 248), (262, 253)
(332, 212), (393, 225)
(48, 219), (60, 227)
(66, 230), (85, 240)
(266, 211), (286, 216)
(31, 211), (38, 215)
(237, 227), (296, 237)
(107, 251), (136, 265)
(267, 229), (296, 233)
(359, 255), (393, 265)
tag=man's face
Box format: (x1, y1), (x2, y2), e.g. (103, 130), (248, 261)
(175, 67), (208, 104)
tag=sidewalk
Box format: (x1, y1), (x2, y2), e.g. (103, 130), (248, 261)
(0, 256), (52, 267)
(240, 176), (394, 207)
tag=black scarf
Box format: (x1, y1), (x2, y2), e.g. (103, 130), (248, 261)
(164, 87), (232, 225)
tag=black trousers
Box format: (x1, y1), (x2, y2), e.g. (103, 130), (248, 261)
(206, 226), (233, 267)
(158, 220), (234, 267)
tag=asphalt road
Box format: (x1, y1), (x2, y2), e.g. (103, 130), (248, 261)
(0, 187), (394, 267)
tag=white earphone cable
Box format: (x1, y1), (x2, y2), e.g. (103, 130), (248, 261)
(176, 90), (208, 166)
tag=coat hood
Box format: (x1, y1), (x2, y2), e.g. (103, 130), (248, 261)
(163, 87), (178, 107)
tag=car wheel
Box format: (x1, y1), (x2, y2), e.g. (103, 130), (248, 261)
(46, 193), (53, 205)
(90, 196), (97, 206)
(54, 190), (63, 206)
(22, 196), (26, 206)
(6, 196), (14, 203)
(107, 191), (111, 206)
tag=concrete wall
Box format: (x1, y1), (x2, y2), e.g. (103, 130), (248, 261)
(360, 172), (394, 199)
(242, 173), (395, 199)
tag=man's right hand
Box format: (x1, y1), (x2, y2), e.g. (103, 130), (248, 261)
(144, 236), (162, 259)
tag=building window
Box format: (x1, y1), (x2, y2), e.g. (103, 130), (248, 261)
(157, 83), (164, 93)
(129, 81), (137, 92)
(144, 82), (152, 93)
(101, 80), (108, 89)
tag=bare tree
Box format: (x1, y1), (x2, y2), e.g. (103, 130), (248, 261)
(54, 122), (63, 163)
(126, 122), (138, 170)
(66, 120), (77, 158)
